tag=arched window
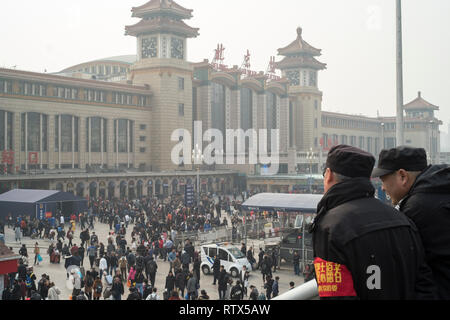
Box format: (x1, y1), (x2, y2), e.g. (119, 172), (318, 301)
(171, 179), (178, 195)
(147, 180), (153, 197)
(108, 181), (115, 200)
(137, 180), (143, 199)
(155, 180), (161, 196)
(120, 181), (127, 199)
(89, 182), (98, 199)
(128, 180), (136, 200)
(76, 182), (85, 197)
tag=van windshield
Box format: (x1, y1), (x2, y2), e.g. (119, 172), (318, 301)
(227, 247), (245, 259)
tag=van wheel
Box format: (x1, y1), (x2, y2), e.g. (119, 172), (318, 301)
(230, 268), (239, 278)
(202, 265), (211, 275)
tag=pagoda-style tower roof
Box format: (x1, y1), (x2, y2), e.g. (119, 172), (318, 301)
(275, 27), (326, 71)
(404, 91), (439, 111)
(277, 27), (322, 57)
(125, 16), (199, 37)
(126, 0), (199, 38)
(131, 0), (193, 19)
(275, 56), (326, 70)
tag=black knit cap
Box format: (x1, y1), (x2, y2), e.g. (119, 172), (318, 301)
(371, 146), (427, 178)
(326, 145), (376, 178)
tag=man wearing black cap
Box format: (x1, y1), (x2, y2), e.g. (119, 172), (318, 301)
(310, 145), (436, 299)
(372, 146), (450, 299)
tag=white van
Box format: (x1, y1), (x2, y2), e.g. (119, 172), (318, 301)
(200, 243), (252, 278)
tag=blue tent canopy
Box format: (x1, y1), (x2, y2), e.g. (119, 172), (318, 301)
(0, 189), (88, 219)
(241, 193), (322, 213)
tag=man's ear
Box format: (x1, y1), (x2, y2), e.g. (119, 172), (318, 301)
(397, 169), (408, 185)
(324, 168), (333, 184)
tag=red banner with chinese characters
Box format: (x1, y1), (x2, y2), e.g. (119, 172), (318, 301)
(45, 212), (52, 218)
(28, 152), (39, 164)
(1, 151), (14, 165)
(314, 257), (357, 297)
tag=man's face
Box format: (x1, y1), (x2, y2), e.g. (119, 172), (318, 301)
(380, 171), (409, 205)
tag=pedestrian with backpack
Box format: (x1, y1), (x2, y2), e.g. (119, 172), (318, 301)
(134, 268), (146, 297)
(230, 280), (244, 300)
(84, 271), (94, 300)
(93, 277), (103, 300)
(119, 255), (128, 282)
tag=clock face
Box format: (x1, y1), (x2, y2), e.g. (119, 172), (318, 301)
(286, 70), (300, 86)
(142, 37), (158, 59)
(171, 37), (184, 60)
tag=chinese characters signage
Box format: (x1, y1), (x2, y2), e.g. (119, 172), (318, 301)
(29, 152), (39, 164)
(1, 151), (14, 165)
(314, 257), (357, 297)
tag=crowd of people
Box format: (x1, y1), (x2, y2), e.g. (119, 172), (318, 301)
(1, 190), (301, 301)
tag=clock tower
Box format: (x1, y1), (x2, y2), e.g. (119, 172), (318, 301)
(125, 0), (199, 171)
(275, 27), (326, 151)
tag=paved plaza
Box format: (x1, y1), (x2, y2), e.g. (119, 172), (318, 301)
(3, 210), (305, 300)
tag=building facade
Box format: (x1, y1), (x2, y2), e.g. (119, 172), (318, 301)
(0, 0), (444, 196)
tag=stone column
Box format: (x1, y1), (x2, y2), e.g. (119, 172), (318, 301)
(25, 113), (28, 170)
(100, 118), (104, 168)
(107, 118), (114, 168)
(127, 120), (130, 168)
(48, 115), (55, 169)
(39, 114), (43, 169)
(72, 116), (75, 169)
(88, 117), (92, 167)
(58, 115), (61, 169)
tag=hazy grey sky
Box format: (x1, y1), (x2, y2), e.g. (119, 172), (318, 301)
(1, 0), (449, 132)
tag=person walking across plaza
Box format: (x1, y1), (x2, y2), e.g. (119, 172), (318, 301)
(212, 255), (220, 285)
(293, 251), (300, 276)
(218, 266), (228, 300)
(372, 146), (450, 299)
(33, 242), (40, 266)
(87, 243), (97, 269)
(272, 276), (280, 298)
(165, 270), (176, 297)
(111, 275), (124, 300)
(99, 255), (108, 280)
(311, 145), (436, 299)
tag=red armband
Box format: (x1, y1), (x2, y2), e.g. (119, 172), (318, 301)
(314, 257), (357, 297)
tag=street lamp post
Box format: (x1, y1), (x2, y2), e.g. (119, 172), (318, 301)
(192, 144), (204, 209)
(396, 0), (405, 146)
(306, 148), (315, 193)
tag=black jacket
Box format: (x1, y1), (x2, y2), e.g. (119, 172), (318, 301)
(212, 258), (221, 273)
(311, 178), (436, 300)
(230, 284), (243, 300)
(127, 290), (142, 300)
(399, 165), (450, 299)
(165, 275), (175, 292)
(218, 270), (228, 290)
